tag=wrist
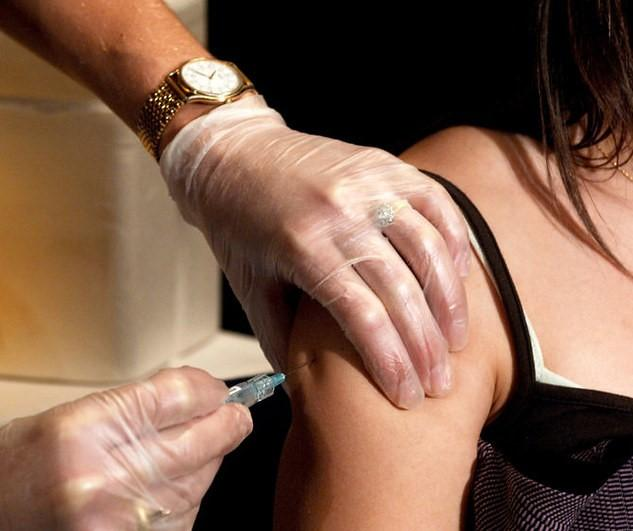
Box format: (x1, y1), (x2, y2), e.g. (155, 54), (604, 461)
(158, 102), (216, 158)
(137, 57), (258, 160)
(158, 90), (259, 158)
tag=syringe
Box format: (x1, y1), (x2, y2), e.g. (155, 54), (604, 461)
(224, 373), (285, 408)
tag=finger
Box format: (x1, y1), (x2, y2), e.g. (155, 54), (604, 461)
(140, 460), (220, 520)
(382, 206), (469, 352)
(408, 174), (471, 277)
(154, 403), (251, 479)
(172, 506), (201, 530)
(310, 264), (425, 409)
(177, 507), (201, 531)
(73, 367), (232, 448)
(142, 367), (231, 431)
(169, 459), (222, 512)
(110, 403), (252, 484)
(78, 461), (219, 529)
(342, 231), (452, 397)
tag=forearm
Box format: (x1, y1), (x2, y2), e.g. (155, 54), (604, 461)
(0, 0), (211, 129)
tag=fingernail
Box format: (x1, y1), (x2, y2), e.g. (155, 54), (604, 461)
(430, 364), (452, 396)
(396, 377), (425, 409)
(449, 318), (469, 352)
(456, 250), (471, 278)
(236, 406), (253, 438)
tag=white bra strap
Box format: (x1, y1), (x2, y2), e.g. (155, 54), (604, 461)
(466, 225), (582, 389)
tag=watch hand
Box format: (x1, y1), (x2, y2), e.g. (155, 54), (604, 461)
(190, 68), (208, 78)
(208, 70), (217, 81)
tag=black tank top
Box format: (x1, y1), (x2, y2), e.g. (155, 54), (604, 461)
(424, 170), (633, 530)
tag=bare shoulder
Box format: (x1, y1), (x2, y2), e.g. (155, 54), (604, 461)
(400, 125), (523, 407)
(401, 126), (529, 202)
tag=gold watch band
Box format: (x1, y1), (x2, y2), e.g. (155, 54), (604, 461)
(136, 80), (188, 161)
(137, 59), (256, 161)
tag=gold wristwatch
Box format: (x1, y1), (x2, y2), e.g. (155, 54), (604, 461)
(136, 57), (255, 160)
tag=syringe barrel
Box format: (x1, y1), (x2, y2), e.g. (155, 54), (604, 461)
(225, 373), (285, 408)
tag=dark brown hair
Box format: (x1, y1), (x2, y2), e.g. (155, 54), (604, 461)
(537, 0), (633, 271)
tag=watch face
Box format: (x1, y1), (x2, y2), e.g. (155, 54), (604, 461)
(181, 60), (242, 97)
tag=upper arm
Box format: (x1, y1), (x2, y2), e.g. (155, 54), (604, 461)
(274, 127), (517, 530)
(275, 268), (506, 530)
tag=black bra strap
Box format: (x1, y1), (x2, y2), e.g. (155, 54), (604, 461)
(419, 169), (535, 432)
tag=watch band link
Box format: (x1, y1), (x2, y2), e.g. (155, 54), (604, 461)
(136, 80), (187, 160)
(136, 59), (255, 161)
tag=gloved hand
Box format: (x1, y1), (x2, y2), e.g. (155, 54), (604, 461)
(0, 367), (252, 530)
(161, 95), (470, 408)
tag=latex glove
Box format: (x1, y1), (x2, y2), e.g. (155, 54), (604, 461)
(161, 95), (470, 408)
(0, 367), (252, 531)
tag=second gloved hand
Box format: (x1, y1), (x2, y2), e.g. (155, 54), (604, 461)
(160, 95), (470, 408)
(0, 367), (252, 530)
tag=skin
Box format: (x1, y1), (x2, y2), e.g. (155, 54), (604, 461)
(0, 0), (472, 406)
(275, 126), (633, 529)
(0, 367), (253, 530)
(0, 0), (213, 151)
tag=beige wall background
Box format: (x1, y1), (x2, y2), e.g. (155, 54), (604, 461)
(0, 0), (270, 424)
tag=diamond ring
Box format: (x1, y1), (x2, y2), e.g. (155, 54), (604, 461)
(374, 200), (409, 229)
